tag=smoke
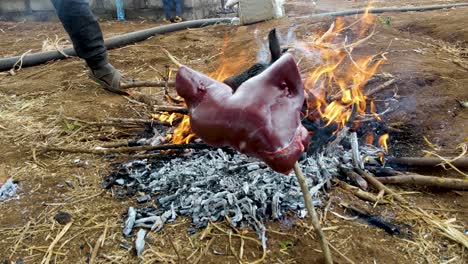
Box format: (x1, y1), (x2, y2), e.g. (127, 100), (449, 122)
(255, 26), (323, 67)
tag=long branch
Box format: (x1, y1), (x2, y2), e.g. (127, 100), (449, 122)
(376, 175), (468, 190)
(387, 157), (468, 168)
(43, 143), (211, 154)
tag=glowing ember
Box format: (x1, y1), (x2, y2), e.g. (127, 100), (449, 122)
(378, 133), (389, 153)
(365, 133), (374, 145)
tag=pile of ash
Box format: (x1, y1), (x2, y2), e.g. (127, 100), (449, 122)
(102, 131), (382, 254)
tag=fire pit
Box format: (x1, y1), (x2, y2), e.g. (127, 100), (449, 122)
(100, 19), (404, 256)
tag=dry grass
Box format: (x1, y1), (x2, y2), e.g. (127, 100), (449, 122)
(0, 19), (467, 264)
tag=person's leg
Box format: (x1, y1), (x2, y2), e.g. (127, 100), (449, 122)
(51, 0), (126, 94)
(162, 0), (172, 20)
(175, 0), (182, 17)
(174, 0), (183, 22)
(51, 0), (107, 69)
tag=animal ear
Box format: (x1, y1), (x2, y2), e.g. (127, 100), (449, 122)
(260, 53), (304, 99)
(175, 66), (210, 107)
(268, 28), (282, 62)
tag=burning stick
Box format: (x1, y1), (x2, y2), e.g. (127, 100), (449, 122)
(293, 162), (333, 264)
(376, 174), (468, 190)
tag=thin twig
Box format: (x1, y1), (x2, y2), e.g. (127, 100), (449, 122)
(162, 48), (182, 68)
(167, 233), (182, 263)
(193, 238), (214, 264)
(121, 80), (174, 89)
(105, 117), (170, 126)
(10, 221), (31, 258)
(366, 79), (397, 97)
(89, 227), (107, 264)
(41, 221), (73, 264)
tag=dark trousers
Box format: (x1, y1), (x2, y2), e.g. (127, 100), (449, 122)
(163, 0), (182, 19)
(51, 0), (108, 69)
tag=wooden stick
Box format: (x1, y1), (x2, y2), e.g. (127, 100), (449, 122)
(336, 180), (387, 204)
(376, 175), (468, 190)
(356, 168), (408, 204)
(387, 157), (468, 168)
(331, 78), (396, 101)
(43, 143), (211, 155)
(154, 105), (189, 114)
(100, 141), (139, 149)
(293, 162), (333, 264)
(121, 80), (174, 89)
(339, 166), (368, 190)
(105, 117), (170, 126)
(162, 48), (182, 68)
(365, 79), (397, 97)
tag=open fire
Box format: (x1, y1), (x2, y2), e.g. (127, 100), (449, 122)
(100, 9), (424, 257)
(156, 7), (390, 158)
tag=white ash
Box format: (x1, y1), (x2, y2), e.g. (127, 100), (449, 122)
(0, 178), (18, 201)
(113, 136), (383, 253)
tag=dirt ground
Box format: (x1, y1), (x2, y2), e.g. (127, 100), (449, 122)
(0, 0), (467, 263)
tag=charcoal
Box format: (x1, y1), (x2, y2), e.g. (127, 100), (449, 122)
(136, 195), (151, 203)
(120, 241), (132, 251)
(54, 211), (72, 225)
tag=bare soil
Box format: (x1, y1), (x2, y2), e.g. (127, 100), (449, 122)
(0, 1), (467, 263)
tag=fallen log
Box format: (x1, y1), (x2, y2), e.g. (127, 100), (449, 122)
(376, 175), (468, 190)
(387, 157), (468, 168)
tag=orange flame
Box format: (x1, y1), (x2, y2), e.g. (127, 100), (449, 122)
(378, 134), (389, 153)
(167, 9), (388, 147)
(209, 35), (248, 81)
(172, 115), (196, 144)
(303, 10), (385, 130)
(370, 101), (382, 121)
